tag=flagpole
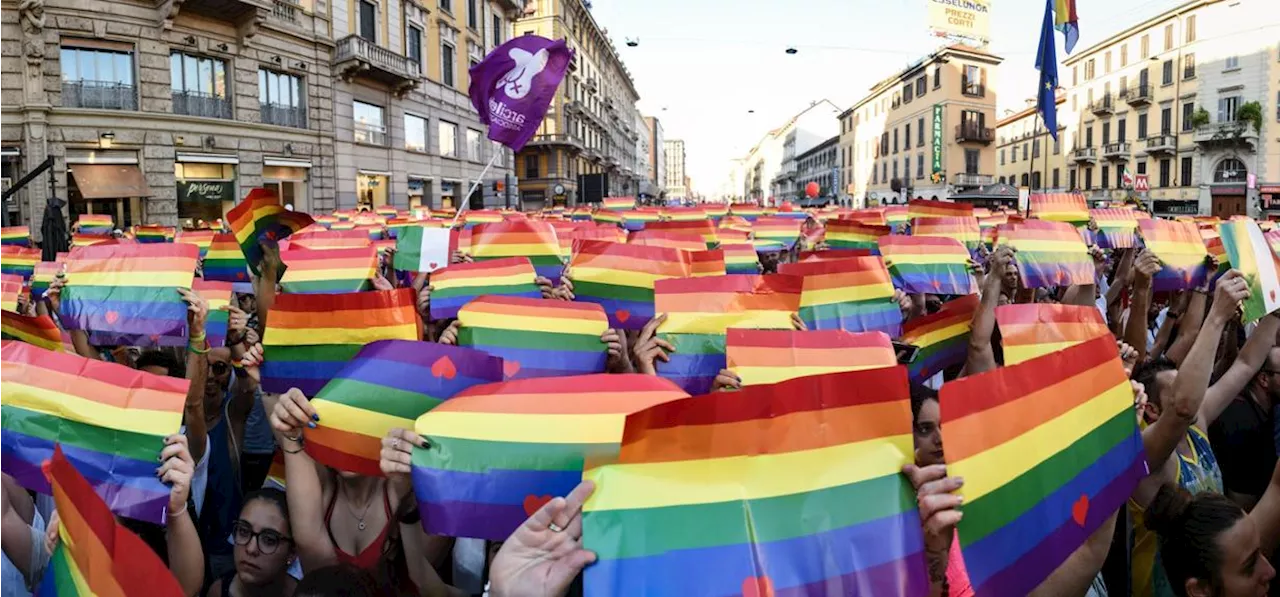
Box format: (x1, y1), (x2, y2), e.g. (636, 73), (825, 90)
(449, 151), (504, 227)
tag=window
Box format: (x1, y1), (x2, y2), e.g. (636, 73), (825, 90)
(1052, 168), (1060, 189)
(918, 153), (925, 179)
(524, 154), (538, 179)
(441, 42), (455, 87)
(962, 65), (983, 96)
(1101, 165), (1110, 189)
(353, 101), (386, 145)
(1000, 149), (1005, 165)
(1105, 51), (1112, 74)
(1164, 24), (1173, 51)
(1138, 113), (1149, 139)
(259, 69), (305, 128)
(466, 128), (482, 161)
(1085, 126), (1093, 147)
(1183, 53), (1195, 79)
(408, 25), (423, 68)
(467, 0), (477, 29)
(917, 117), (925, 146)
(59, 44), (137, 110)
(1225, 55), (1239, 70)
(1085, 59), (1095, 80)
(1159, 159), (1171, 187)
(170, 52), (230, 119)
(1162, 60), (1173, 85)
(1137, 161), (1147, 175)
(904, 157), (911, 180)
(1186, 15), (1196, 42)
(1219, 95), (1241, 122)
(1160, 107), (1172, 134)
(1053, 136), (1060, 155)
(1121, 44), (1128, 67)
(893, 129), (898, 154)
(1073, 66), (1078, 86)
(492, 15), (502, 47)
(1011, 145), (1018, 163)
(1182, 102), (1194, 131)
(964, 149), (979, 174)
(1140, 35), (1150, 59)
(873, 163), (878, 184)
(439, 0), (451, 12)
(1214, 157), (1246, 183)
(1181, 156), (1193, 186)
(933, 65), (941, 89)
(1032, 139), (1040, 158)
(916, 76), (926, 97)
(358, 0), (377, 42)
(1023, 143), (1028, 161)
(882, 161), (887, 182)
(904, 123), (911, 150)
(1102, 122), (1111, 145)
(892, 160), (897, 181)
(1084, 167), (1093, 190)
(438, 120), (458, 157)
(1070, 169), (1078, 190)
(1117, 117), (1126, 142)
(903, 82), (913, 104)
(404, 114), (427, 152)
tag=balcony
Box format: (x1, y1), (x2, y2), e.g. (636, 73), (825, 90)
(952, 173), (994, 187)
(61, 80), (137, 110)
(170, 0), (270, 20)
(334, 35), (422, 96)
(954, 124), (994, 144)
(1144, 134), (1177, 155)
(1194, 121), (1260, 150)
(261, 102), (307, 129)
(1102, 142), (1130, 160)
(1122, 84), (1151, 106)
(172, 90), (232, 120)
(1089, 95), (1115, 115)
(523, 133), (583, 150)
(270, 0), (302, 23)
(1071, 147), (1098, 163)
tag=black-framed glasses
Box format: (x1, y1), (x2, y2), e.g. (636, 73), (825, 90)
(210, 362), (231, 376)
(231, 521), (292, 554)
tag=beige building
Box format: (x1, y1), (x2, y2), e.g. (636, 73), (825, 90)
(838, 44), (1003, 206)
(512, 0), (642, 207)
(1060, 0), (1278, 218)
(2, 0), (337, 233)
(995, 96), (1070, 191)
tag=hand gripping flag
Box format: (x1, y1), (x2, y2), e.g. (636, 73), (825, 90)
(468, 35), (573, 152)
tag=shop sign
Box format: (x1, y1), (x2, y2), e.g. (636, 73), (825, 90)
(178, 180), (233, 203)
(1153, 199), (1199, 215)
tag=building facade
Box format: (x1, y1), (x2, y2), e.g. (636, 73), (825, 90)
(794, 134), (838, 204)
(634, 111), (652, 197)
(1060, 0), (1278, 218)
(512, 0), (641, 207)
(644, 114), (663, 199)
(995, 97), (1070, 192)
(663, 137), (685, 199)
(739, 99), (841, 205)
(843, 44), (1003, 205)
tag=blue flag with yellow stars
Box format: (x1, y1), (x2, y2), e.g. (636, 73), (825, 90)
(1036, 0), (1059, 141)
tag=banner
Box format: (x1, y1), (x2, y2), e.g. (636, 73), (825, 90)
(927, 0), (992, 44)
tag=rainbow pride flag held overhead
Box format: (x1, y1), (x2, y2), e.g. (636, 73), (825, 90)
(941, 336), (1145, 596)
(603, 196), (637, 210)
(412, 374), (688, 540)
(1088, 208), (1140, 249)
(583, 367), (928, 597)
(900, 294), (980, 382)
(428, 256), (542, 320)
(60, 243), (199, 347)
(878, 236), (976, 295)
(457, 296), (609, 380)
(883, 205), (909, 228)
(1, 226), (30, 247)
(1, 341), (188, 523)
(996, 303), (1111, 365)
(1138, 218), (1210, 291)
(279, 246), (377, 294)
(593, 210), (624, 226)
(654, 274), (802, 394)
(72, 233), (116, 247)
(628, 230), (705, 253)
(0, 273), (20, 312)
(38, 446), (187, 597)
(779, 256), (902, 337)
(226, 187), (314, 274)
(289, 229), (372, 251)
(307, 340), (504, 477)
(912, 216), (982, 251)
(192, 279), (234, 348)
(469, 220), (565, 281)
(262, 289), (422, 396)
(704, 203), (728, 219)
(646, 220), (719, 248)
(1217, 218), (1280, 322)
(177, 229), (217, 258)
(0, 312), (63, 352)
(1003, 220), (1094, 288)
(842, 209), (887, 226)
(908, 198), (972, 220)
(75, 214), (114, 235)
(752, 216), (805, 251)
(0, 245), (39, 280)
(1029, 192), (1089, 225)
(721, 243), (759, 274)
(569, 240), (697, 330)
(729, 204), (763, 220)
(133, 225), (175, 243)
(799, 248), (873, 262)
(726, 329), (895, 386)
(202, 232), (252, 283)
(662, 206), (706, 222)
(826, 220), (890, 253)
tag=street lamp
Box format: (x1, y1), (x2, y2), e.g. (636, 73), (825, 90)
(784, 47), (798, 55)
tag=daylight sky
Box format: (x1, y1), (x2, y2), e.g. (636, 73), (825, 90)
(588, 0), (1193, 195)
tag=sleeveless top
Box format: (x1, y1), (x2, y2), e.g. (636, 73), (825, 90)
(1129, 426), (1223, 597)
(324, 483), (394, 571)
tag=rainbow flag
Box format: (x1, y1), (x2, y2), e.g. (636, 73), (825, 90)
(1205, 234), (1229, 277)
(226, 187), (314, 274)
(355, 224), (386, 241)
(0, 312), (63, 352)
(1088, 208), (1139, 249)
(704, 203), (729, 219)
(619, 209), (660, 233)
(779, 256), (901, 336)
(469, 220), (565, 281)
(75, 214), (114, 235)
(71, 233), (116, 247)
(38, 446), (186, 597)
(628, 230), (705, 253)
(726, 329), (895, 386)
(603, 197), (636, 210)
(646, 220), (718, 248)
(261, 289), (422, 396)
(1030, 192), (1089, 226)
(315, 215), (338, 228)
(996, 303), (1111, 365)
(279, 246), (377, 294)
(583, 367), (927, 596)
(719, 216), (754, 234)
(133, 225), (174, 243)
(900, 294), (979, 382)
(593, 210), (624, 226)
(826, 220), (890, 253)
(721, 243), (759, 274)
(307, 340), (503, 477)
(429, 257), (541, 320)
(752, 216), (804, 250)
(940, 336), (1145, 596)
(729, 204), (763, 220)
(412, 374), (688, 540)
(842, 209), (887, 225)
(799, 248), (873, 262)
(192, 279), (233, 347)
(884, 206), (910, 228)
(375, 206), (400, 217)
(329, 221), (356, 231)
(289, 229), (372, 250)
(0, 245), (39, 280)
(2, 341), (188, 523)
(60, 244), (199, 347)
(654, 274), (802, 394)
(662, 206), (707, 222)
(1216, 218), (1280, 322)
(0, 273), (21, 312)
(1003, 220), (1094, 288)
(177, 229), (217, 257)
(463, 210), (505, 227)
(1138, 219), (1209, 291)
(912, 216), (982, 251)
(908, 199), (972, 220)
(1, 226), (30, 247)
(202, 233), (251, 283)
(456, 296), (609, 380)
(569, 240), (696, 330)
(878, 236), (975, 295)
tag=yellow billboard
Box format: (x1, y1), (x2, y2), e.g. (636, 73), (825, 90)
(927, 0), (992, 45)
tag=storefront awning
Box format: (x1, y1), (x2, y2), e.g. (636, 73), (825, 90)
(69, 164), (151, 199)
(264, 157), (313, 168)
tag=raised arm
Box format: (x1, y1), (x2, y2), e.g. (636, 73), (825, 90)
(159, 434), (204, 597)
(1028, 509), (1119, 597)
(266, 389), (336, 572)
(964, 246), (1012, 376)
(1124, 249), (1161, 363)
(1201, 313), (1280, 427)
(1167, 290), (1208, 365)
(178, 288), (210, 464)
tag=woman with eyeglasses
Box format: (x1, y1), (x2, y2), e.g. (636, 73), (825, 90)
(207, 488), (297, 597)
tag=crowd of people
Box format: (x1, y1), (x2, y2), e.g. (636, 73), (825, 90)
(4, 207), (1280, 597)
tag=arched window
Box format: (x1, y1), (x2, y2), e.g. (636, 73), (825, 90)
(1214, 157), (1247, 183)
(1021, 173), (1030, 187)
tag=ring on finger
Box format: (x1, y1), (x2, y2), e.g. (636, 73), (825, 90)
(548, 522), (564, 533)
(391, 438), (401, 450)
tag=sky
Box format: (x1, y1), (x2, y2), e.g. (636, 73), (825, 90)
(587, 0), (1191, 195)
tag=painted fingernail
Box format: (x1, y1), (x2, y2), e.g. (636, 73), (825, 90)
(312, 414), (320, 421)
(307, 421), (317, 429)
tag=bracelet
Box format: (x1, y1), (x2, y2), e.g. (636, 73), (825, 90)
(283, 443), (305, 454)
(169, 502), (189, 518)
(283, 432), (302, 442)
(189, 331), (207, 344)
(231, 358), (245, 369)
(187, 342), (209, 355)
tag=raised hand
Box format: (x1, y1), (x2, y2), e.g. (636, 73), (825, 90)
(157, 434), (194, 516)
(790, 312), (808, 331)
(268, 388), (317, 439)
(903, 463), (964, 586)
(601, 328), (632, 373)
(225, 304), (250, 345)
(380, 427), (426, 496)
(1211, 269), (1250, 320)
(371, 272), (395, 291)
(490, 480), (597, 597)
(177, 287), (209, 339)
(438, 320), (461, 345)
(632, 314), (673, 376)
(554, 277), (576, 301)
(1117, 341), (1139, 376)
(1133, 249), (1162, 284)
(712, 369), (742, 392)
(535, 276), (556, 300)
(241, 342), (264, 384)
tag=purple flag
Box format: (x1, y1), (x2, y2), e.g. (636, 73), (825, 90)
(468, 35), (573, 152)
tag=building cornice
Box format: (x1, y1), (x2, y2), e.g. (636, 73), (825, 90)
(1063, 0), (1213, 66)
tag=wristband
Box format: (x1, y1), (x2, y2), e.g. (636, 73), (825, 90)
(231, 358), (245, 369)
(187, 340), (209, 355)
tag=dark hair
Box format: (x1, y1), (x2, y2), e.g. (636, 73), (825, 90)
(136, 350), (183, 378)
(242, 487), (290, 525)
(293, 564), (379, 597)
(909, 382), (939, 423)
(1145, 484), (1247, 597)
(1132, 356), (1177, 409)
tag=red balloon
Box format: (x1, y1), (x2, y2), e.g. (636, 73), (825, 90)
(805, 182), (820, 198)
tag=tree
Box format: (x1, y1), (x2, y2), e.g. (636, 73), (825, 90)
(1191, 106), (1211, 129)
(1238, 101), (1263, 135)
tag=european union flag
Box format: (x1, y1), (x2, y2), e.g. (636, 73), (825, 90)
(1036, 0), (1059, 141)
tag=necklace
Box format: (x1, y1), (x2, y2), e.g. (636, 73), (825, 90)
(340, 483), (376, 531)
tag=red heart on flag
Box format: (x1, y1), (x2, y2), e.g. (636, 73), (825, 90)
(1071, 494), (1090, 526)
(430, 356), (457, 380)
(741, 576), (775, 597)
(1271, 289), (1277, 302)
(615, 309), (631, 323)
(149, 334), (160, 344)
(931, 280), (942, 290)
(522, 494), (552, 516)
(428, 262), (439, 270)
(104, 311), (120, 324)
(504, 361), (521, 378)
(236, 272), (247, 280)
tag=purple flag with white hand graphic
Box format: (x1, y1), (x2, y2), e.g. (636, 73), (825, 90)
(468, 35), (573, 153)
